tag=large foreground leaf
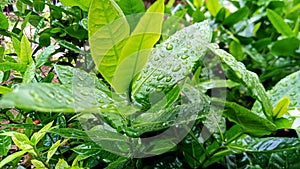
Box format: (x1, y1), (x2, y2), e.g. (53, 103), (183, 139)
(132, 20), (212, 108)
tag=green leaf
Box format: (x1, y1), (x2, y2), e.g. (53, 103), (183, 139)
(0, 62), (27, 72)
(0, 86), (13, 94)
(253, 70), (300, 124)
(112, 0), (165, 93)
(223, 7), (249, 26)
(35, 45), (56, 68)
(31, 159), (46, 169)
(132, 21), (212, 108)
(23, 62), (36, 83)
(30, 121), (54, 145)
(0, 131), (11, 156)
(0, 12), (9, 30)
(227, 137), (300, 168)
(12, 37), (21, 57)
(271, 37), (300, 56)
(0, 84), (76, 112)
(55, 159), (70, 169)
(117, 0), (145, 15)
(229, 40), (245, 61)
(208, 45), (273, 120)
(49, 128), (90, 140)
(0, 150), (27, 168)
(0, 46), (4, 61)
(266, 9), (294, 37)
(213, 99), (277, 136)
(47, 139), (68, 163)
(72, 142), (102, 161)
(0, 132), (34, 152)
(20, 35), (33, 65)
(206, 0), (221, 17)
(33, 0), (45, 12)
(104, 157), (131, 169)
(60, 0), (91, 11)
(58, 40), (87, 55)
(273, 96), (290, 118)
(89, 0), (130, 84)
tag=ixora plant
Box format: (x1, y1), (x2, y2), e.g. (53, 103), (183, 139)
(0, 0), (300, 168)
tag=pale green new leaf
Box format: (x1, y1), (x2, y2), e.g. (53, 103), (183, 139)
(31, 159), (46, 169)
(206, 0), (221, 17)
(0, 150), (27, 168)
(20, 35), (33, 65)
(89, 0), (130, 84)
(0, 132), (34, 152)
(112, 0), (164, 93)
(0, 86), (12, 94)
(55, 159), (70, 169)
(47, 139), (68, 164)
(273, 96), (290, 118)
(23, 62), (36, 83)
(31, 121), (54, 145)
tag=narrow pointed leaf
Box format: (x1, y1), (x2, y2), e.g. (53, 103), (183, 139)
(267, 9), (294, 37)
(20, 35), (33, 65)
(273, 96), (290, 118)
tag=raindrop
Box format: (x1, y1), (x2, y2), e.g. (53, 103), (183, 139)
(186, 45), (192, 49)
(172, 65), (181, 72)
(290, 92), (296, 96)
(80, 90), (89, 96)
(154, 56), (160, 61)
(290, 102), (297, 106)
(166, 44), (173, 50)
(29, 91), (37, 97)
(282, 83), (288, 87)
(181, 55), (189, 60)
(146, 87), (151, 92)
(269, 89), (277, 94)
(291, 75), (296, 79)
(160, 53), (165, 58)
(235, 71), (242, 79)
(183, 70), (190, 76)
(157, 75), (164, 81)
(166, 77), (172, 82)
(34, 97), (42, 103)
(47, 92), (55, 98)
(196, 46), (202, 51)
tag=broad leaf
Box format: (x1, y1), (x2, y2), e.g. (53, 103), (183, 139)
(227, 137), (300, 168)
(89, 0), (130, 84)
(112, 0), (165, 93)
(117, 0), (145, 15)
(208, 45), (273, 119)
(267, 9), (294, 37)
(72, 142), (103, 161)
(132, 20), (212, 108)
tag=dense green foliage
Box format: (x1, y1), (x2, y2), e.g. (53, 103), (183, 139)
(0, 0), (299, 168)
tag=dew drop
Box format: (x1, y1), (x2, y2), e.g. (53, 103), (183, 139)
(282, 83), (288, 87)
(146, 87), (151, 92)
(290, 92), (296, 96)
(290, 101), (297, 106)
(183, 70), (190, 76)
(235, 71), (242, 79)
(291, 75), (296, 79)
(181, 55), (189, 60)
(154, 56), (160, 61)
(172, 65), (181, 72)
(196, 46), (202, 51)
(166, 44), (173, 50)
